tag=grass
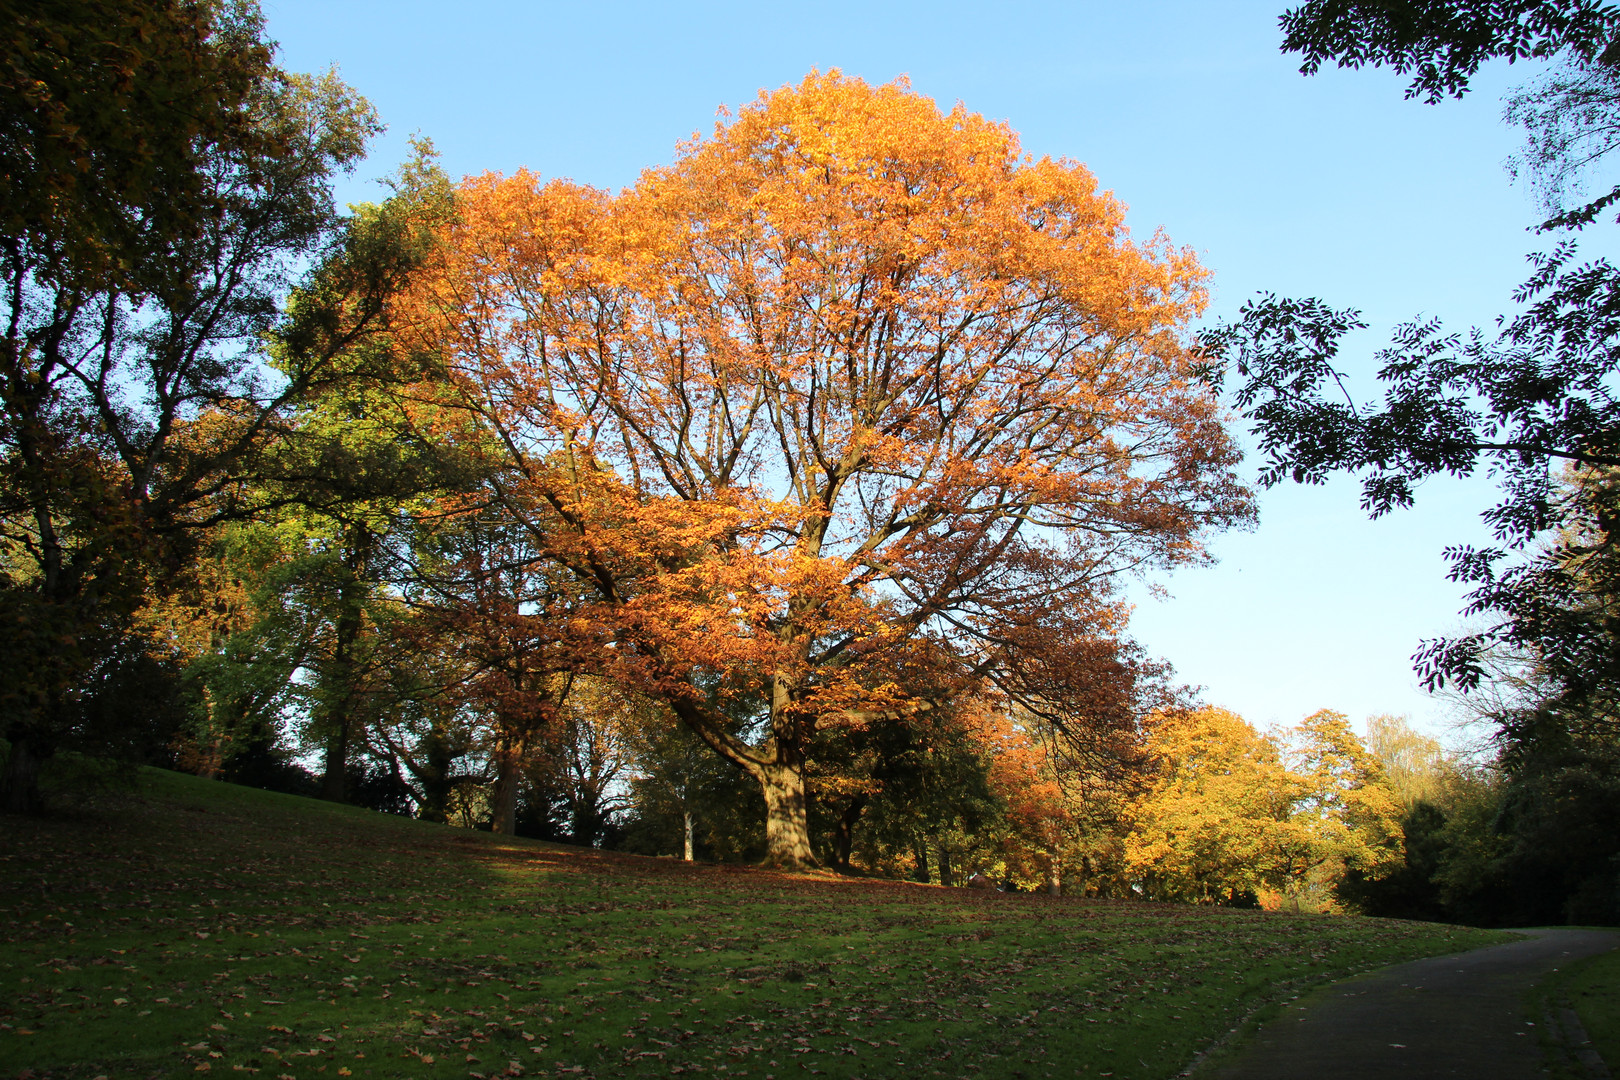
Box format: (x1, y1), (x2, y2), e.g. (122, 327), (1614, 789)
(0, 768), (1508, 1080)
(1534, 939), (1620, 1076)
(1565, 946), (1620, 1065)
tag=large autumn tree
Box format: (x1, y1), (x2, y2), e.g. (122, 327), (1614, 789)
(399, 72), (1250, 866)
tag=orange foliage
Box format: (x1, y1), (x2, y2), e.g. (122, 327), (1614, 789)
(395, 72), (1250, 864)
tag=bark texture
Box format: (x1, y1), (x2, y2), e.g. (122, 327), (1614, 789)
(759, 762), (815, 868)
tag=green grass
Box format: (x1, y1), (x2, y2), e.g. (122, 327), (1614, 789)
(1565, 946), (1620, 1066)
(0, 768), (1507, 1080)
(1535, 939), (1620, 1076)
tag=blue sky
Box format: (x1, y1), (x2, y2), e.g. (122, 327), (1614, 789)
(262, 0), (1609, 741)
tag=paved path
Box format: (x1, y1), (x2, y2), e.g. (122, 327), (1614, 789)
(1208, 928), (1618, 1079)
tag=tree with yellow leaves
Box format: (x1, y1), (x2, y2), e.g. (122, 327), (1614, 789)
(1126, 707), (1297, 904)
(1126, 707), (1402, 908)
(1277, 709), (1404, 907)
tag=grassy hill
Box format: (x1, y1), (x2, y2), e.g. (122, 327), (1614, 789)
(0, 768), (1505, 1080)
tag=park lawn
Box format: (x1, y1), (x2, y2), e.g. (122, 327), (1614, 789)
(0, 768), (1505, 1080)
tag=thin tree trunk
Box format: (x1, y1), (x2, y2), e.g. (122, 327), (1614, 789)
(201, 735), (224, 780)
(914, 834), (930, 882)
(570, 793), (601, 847)
(1046, 857), (1062, 896)
(683, 811), (694, 861)
(321, 527), (372, 803)
(195, 689), (224, 779)
(938, 840), (955, 887)
(833, 796), (866, 872)
(409, 728), (457, 823)
(1, 736), (44, 815)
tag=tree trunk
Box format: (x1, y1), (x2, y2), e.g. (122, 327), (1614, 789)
(200, 735), (225, 780)
(683, 811), (694, 861)
(320, 526), (373, 803)
(668, 690), (814, 868)
(1046, 858), (1062, 896)
(410, 730), (457, 823)
(490, 735), (523, 835)
(1, 736), (45, 815)
(937, 840), (955, 887)
(194, 698), (227, 780)
(570, 795), (602, 847)
(758, 761), (815, 868)
(833, 796), (866, 872)
(913, 834), (930, 882)
(321, 716), (351, 802)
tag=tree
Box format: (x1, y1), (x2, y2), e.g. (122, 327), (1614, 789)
(1335, 715), (1509, 919)
(407, 511), (578, 835)
(262, 340), (467, 802)
(1000, 710), (1146, 896)
(1204, 269), (1620, 698)
(1125, 707), (1300, 904)
(1125, 706), (1401, 909)
(139, 521), (308, 780)
(0, 0), (429, 811)
(526, 675), (637, 846)
(369, 650), (480, 823)
(833, 698), (1008, 884)
(1282, 0), (1620, 224)
(1213, 4), (1620, 924)
(1278, 709), (1405, 904)
(397, 71), (1250, 867)
(620, 688), (764, 861)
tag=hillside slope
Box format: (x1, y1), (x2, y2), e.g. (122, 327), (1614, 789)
(0, 769), (1504, 1079)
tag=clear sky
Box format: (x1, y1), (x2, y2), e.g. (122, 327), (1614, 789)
(261, 0), (1610, 742)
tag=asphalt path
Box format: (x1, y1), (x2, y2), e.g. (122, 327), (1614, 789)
(1207, 927), (1618, 1079)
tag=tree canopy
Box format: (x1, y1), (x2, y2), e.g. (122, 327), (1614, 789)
(393, 71), (1250, 865)
(1280, 0), (1620, 102)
